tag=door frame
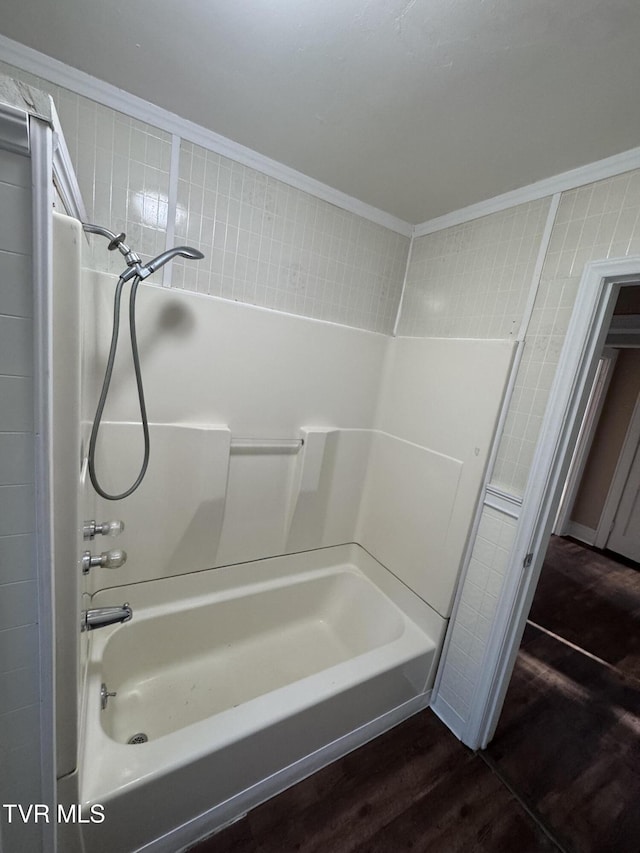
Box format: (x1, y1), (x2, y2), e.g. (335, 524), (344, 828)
(467, 256), (640, 750)
(594, 391), (640, 550)
(553, 347), (618, 539)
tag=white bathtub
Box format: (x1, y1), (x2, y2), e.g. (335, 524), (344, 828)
(79, 544), (446, 852)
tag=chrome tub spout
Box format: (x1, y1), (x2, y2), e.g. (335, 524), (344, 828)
(81, 603), (132, 632)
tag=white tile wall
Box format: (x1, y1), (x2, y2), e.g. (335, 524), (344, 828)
(0, 62), (409, 334)
(73, 103), (173, 275)
(0, 316), (33, 376)
(493, 169), (640, 494)
(0, 182), (32, 254)
(0, 623), (38, 674)
(437, 506), (517, 718)
(0, 579), (38, 628)
(0, 60), (173, 276)
(172, 141), (409, 333)
(0, 744), (42, 850)
(0, 377), (33, 431)
(0, 434), (33, 485)
(0, 535), (35, 584)
(437, 169), (640, 734)
(0, 251), (31, 317)
(398, 198), (551, 338)
(0, 147), (41, 848)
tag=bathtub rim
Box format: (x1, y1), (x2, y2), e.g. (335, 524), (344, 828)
(89, 541), (447, 625)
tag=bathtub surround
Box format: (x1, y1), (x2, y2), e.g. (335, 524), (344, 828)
(81, 274), (387, 588)
(364, 337), (515, 616)
(69, 246), (513, 848)
(81, 273), (513, 624)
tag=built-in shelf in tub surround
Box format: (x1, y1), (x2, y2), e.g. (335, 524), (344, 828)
(89, 423), (373, 591)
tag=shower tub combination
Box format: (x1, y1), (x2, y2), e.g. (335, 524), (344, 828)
(80, 543), (446, 852)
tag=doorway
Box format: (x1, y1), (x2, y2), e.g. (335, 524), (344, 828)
(469, 258), (640, 752)
(555, 284), (640, 563)
(484, 535), (640, 851)
(473, 266), (640, 849)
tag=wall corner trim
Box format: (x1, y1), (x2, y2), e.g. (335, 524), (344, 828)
(50, 101), (86, 222)
(430, 693), (466, 742)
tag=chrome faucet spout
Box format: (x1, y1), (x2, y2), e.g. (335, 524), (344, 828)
(81, 603), (132, 632)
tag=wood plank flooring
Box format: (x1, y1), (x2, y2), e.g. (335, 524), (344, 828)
(188, 710), (559, 853)
(528, 535), (640, 680)
(188, 537), (640, 853)
(485, 537), (640, 853)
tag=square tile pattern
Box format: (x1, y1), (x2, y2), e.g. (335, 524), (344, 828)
(0, 62), (409, 334)
(0, 144), (42, 846)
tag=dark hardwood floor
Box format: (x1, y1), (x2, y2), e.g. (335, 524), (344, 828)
(188, 710), (559, 853)
(188, 536), (640, 853)
(527, 535), (640, 680)
(485, 536), (640, 853)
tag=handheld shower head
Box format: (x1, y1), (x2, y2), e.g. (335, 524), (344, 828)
(143, 246), (205, 276)
(85, 227), (204, 501)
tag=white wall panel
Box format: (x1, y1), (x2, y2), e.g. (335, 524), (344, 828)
(363, 337), (514, 616)
(358, 433), (462, 616)
(84, 272), (387, 433)
(83, 274), (387, 593)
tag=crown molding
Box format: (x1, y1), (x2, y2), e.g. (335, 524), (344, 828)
(0, 34), (412, 238)
(0, 102), (29, 155)
(4, 33), (640, 242)
(413, 145), (640, 238)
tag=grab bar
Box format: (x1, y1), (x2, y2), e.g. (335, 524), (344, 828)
(230, 438), (304, 453)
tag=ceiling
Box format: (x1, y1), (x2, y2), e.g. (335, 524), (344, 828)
(1, 0), (640, 224)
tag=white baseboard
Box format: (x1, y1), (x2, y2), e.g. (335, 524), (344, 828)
(565, 521), (597, 546)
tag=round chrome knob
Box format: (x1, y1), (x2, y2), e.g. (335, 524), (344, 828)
(82, 549), (127, 574)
